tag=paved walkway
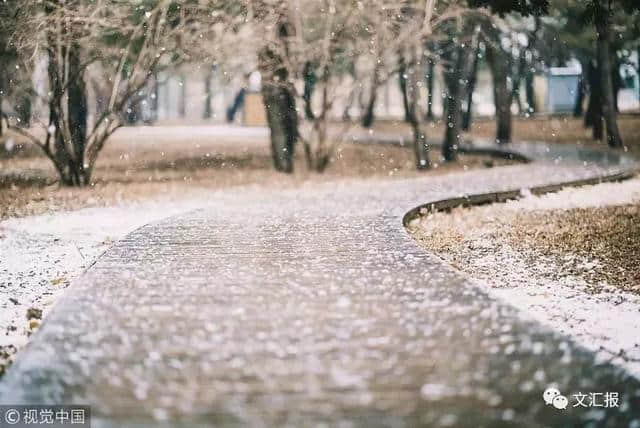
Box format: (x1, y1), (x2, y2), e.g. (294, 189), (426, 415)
(1, 141), (639, 427)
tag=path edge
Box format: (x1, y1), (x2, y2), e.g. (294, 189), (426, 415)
(402, 169), (638, 227)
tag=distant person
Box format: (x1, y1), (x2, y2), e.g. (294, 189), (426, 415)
(226, 72), (261, 123)
(226, 73), (251, 123)
(226, 88), (246, 123)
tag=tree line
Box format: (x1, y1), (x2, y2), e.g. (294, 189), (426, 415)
(0, 0), (638, 186)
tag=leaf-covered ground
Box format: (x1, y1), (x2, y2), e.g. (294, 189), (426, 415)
(510, 204), (640, 294)
(412, 182), (640, 295)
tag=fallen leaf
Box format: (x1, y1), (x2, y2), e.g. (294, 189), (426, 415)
(50, 277), (66, 286)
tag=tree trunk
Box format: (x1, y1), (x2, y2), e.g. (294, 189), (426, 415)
(592, 101), (604, 141)
(262, 83), (297, 173)
(585, 62), (597, 122)
(151, 72), (159, 122)
(524, 18), (540, 114)
(203, 66), (213, 120)
(260, 42), (297, 173)
(443, 45), (473, 161)
(513, 50), (525, 115)
(426, 57), (435, 120)
(514, 17), (539, 116)
(462, 41), (480, 131)
(303, 61), (316, 120)
(16, 92), (31, 128)
(0, 56), (4, 137)
(361, 64), (379, 128)
(611, 56), (621, 113)
(259, 19), (298, 172)
(46, 37), (90, 186)
(342, 67), (358, 121)
(67, 42), (88, 185)
(361, 84), (377, 128)
(406, 46), (430, 169)
(305, 79), (332, 173)
(525, 72), (536, 114)
(411, 120), (429, 169)
(595, 0), (623, 148)
(398, 52), (413, 123)
(585, 61), (604, 141)
(0, 91), (3, 137)
(573, 65), (586, 117)
(47, 47), (72, 185)
(178, 74), (186, 118)
(486, 41), (512, 144)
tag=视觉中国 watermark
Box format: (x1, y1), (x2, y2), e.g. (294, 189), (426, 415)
(0, 405), (90, 427)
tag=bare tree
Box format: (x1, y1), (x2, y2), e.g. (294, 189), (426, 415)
(8, 1), (235, 186)
(247, 0), (467, 172)
(203, 65), (215, 120)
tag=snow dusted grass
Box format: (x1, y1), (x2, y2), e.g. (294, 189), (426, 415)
(409, 177), (640, 377)
(509, 204), (640, 293)
(0, 191), (218, 375)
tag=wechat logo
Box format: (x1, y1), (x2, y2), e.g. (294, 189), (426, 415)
(544, 387), (568, 410)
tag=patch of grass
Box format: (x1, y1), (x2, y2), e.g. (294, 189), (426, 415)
(511, 204), (640, 294)
(409, 193), (640, 296)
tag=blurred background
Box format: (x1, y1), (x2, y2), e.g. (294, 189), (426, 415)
(0, 0), (638, 218)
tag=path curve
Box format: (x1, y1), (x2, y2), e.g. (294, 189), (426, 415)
(1, 140), (639, 427)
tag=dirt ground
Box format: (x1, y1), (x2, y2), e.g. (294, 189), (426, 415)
(409, 181), (640, 295)
(0, 125), (513, 219)
(408, 178), (640, 373)
(510, 204), (640, 294)
(470, 114), (640, 155)
(1, 115), (638, 219)
(372, 114), (640, 153)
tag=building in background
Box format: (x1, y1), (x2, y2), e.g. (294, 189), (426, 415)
(11, 55), (640, 131)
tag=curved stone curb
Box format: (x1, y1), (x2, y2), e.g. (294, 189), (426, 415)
(402, 169), (637, 227)
(1, 138), (639, 427)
